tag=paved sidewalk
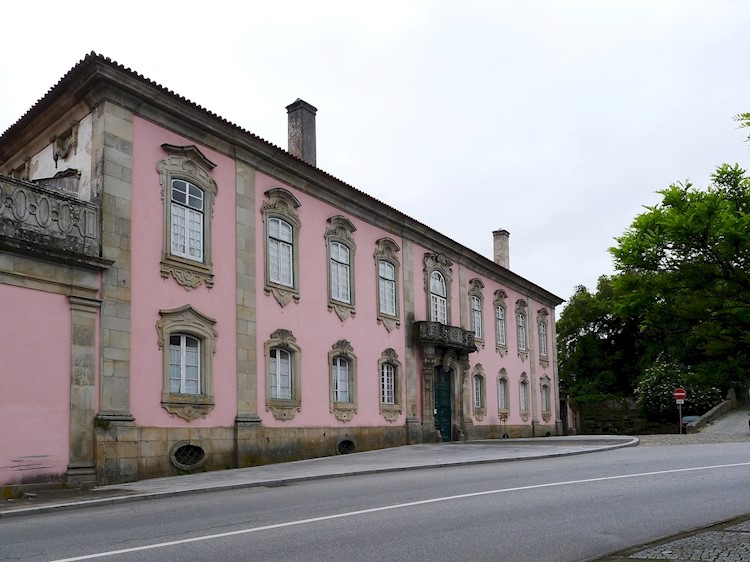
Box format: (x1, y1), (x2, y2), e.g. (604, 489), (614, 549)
(0, 435), (634, 519)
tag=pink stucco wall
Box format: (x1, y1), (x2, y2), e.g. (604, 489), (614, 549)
(409, 241), (554, 427)
(129, 117), (237, 427)
(0, 285), (70, 485)
(255, 173), (407, 427)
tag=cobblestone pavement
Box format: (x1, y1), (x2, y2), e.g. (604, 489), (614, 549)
(595, 406), (750, 561)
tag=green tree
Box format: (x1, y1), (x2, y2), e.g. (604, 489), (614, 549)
(610, 163), (750, 391)
(557, 276), (644, 402)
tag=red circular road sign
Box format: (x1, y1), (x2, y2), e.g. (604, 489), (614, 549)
(673, 387), (687, 400)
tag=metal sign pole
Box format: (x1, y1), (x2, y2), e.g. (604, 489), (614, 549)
(678, 403), (683, 434)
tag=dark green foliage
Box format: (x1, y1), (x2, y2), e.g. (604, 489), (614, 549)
(558, 130), (750, 419)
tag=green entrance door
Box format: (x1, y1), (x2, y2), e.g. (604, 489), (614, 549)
(434, 367), (452, 441)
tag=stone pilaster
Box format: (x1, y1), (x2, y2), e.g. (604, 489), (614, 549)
(402, 240), (422, 443)
(526, 296), (540, 436)
(66, 296), (100, 487)
(95, 101), (134, 423)
(235, 161), (262, 465)
(550, 306), (563, 435)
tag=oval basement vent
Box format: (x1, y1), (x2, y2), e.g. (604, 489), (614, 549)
(171, 444), (206, 471)
(337, 439), (356, 455)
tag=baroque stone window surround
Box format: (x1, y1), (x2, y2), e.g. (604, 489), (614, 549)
(537, 307), (550, 368)
(157, 144), (218, 291)
(325, 216), (357, 321)
(264, 329), (302, 421)
(471, 363), (486, 421)
(374, 237), (401, 332)
(156, 305), (218, 421)
(261, 188), (302, 307)
(424, 252), (453, 324)
(378, 348), (402, 422)
(516, 299), (529, 361)
(494, 289), (508, 356)
(329, 339), (358, 421)
(497, 368), (510, 416)
(540, 374), (552, 421)
(519, 372), (530, 421)
(468, 278), (485, 347)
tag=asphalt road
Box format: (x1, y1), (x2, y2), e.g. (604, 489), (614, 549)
(2, 441), (749, 562)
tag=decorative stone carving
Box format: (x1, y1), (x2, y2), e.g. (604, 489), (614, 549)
(413, 321), (477, 354)
(268, 404), (300, 421)
(325, 215), (357, 321)
(374, 237), (401, 332)
(261, 188), (301, 307)
(157, 144), (218, 291)
(0, 176), (101, 262)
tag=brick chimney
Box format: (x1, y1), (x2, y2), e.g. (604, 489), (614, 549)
(286, 99), (317, 166)
(493, 229), (510, 269)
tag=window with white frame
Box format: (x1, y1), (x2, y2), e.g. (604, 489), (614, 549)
(261, 188), (301, 307)
(424, 252), (453, 325)
(497, 370), (509, 412)
(468, 278), (484, 342)
(473, 374), (485, 409)
(538, 308), (550, 366)
(378, 348), (402, 421)
(494, 289), (508, 354)
(330, 241), (351, 303)
(379, 261), (396, 316)
(268, 217), (294, 287)
(374, 238), (401, 332)
(329, 339), (358, 421)
(170, 180), (204, 262)
(471, 364), (487, 420)
(169, 334), (201, 394)
(517, 312), (527, 351)
(516, 300), (529, 359)
(430, 271), (448, 324)
(264, 329), (302, 421)
(520, 377), (530, 412)
(326, 216), (357, 320)
(158, 144), (218, 290)
(269, 347), (292, 399)
(156, 305), (217, 421)
(332, 356), (350, 402)
(381, 363), (395, 404)
(540, 375), (552, 420)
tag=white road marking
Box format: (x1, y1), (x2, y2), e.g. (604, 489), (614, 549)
(52, 461), (750, 561)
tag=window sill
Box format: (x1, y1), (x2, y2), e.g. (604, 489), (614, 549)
(329, 300), (355, 321)
(161, 393), (215, 421)
(379, 403), (402, 422)
(267, 398), (301, 421)
(474, 407), (486, 421)
(331, 402), (356, 422)
(161, 254), (213, 290)
(265, 282), (299, 307)
(377, 313), (401, 333)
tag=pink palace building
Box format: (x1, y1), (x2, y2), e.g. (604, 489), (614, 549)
(0, 53), (563, 491)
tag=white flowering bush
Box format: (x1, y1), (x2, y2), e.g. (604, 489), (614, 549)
(635, 358), (723, 420)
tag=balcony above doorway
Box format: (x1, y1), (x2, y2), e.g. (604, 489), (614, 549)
(413, 321), (477, 355)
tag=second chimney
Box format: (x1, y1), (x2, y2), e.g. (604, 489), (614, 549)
(286, 99), (317, 167)
(493, 229), (510, 269)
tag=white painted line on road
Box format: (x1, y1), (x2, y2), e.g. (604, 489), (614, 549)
(52, 461), (750, 561)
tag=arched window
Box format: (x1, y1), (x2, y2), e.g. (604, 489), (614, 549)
(269, 347), (292, 399)
(332, 356), (350, 403)
(268, 217), (294, 287)
(158, 144), (218, 289)
(430, 271), (447, 324)
(262, 188), (301, 307)
(497, 370), (509, 412)
(329, 340), (358, 421)
(378, 348), (402, 422)
(264, 329), (302, 421)
(374, 238), (401, 332)
(326, 216), (357, 320)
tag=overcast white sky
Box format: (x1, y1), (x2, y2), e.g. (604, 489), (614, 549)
(2, 1), (749, 305)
